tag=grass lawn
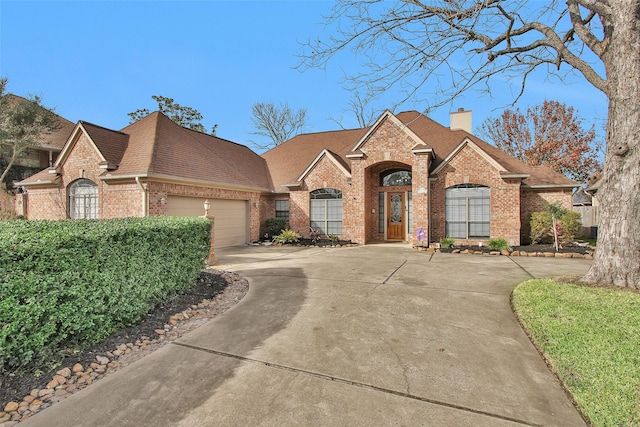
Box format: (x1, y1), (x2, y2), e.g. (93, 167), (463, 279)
(512, 278), (640, 426)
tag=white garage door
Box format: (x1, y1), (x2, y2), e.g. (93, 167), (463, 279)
(166, 196), (249, 249)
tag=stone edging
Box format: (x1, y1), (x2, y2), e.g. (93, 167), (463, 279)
(415, 246), (594, 259)
(0, 270), (249, 426)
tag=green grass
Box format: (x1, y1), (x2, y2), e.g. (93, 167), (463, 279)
(512, 279), (640, 426)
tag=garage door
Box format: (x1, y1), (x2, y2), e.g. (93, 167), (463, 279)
(166, 196), (249, 249)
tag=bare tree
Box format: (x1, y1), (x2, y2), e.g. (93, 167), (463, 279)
(329, 90), (381, 129)
(250, 102), (307, 150)
(299, 0), (640, 288)
(0, 78), (61, 188)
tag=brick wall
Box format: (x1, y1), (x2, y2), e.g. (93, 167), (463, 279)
(289, 154), (352, 239)
(430, 144), (523, 246)
(520, 188), (573, 244)
(147, 181), (263, 243)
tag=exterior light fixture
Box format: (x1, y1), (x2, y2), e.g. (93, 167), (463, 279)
(203, 199), (210, 217)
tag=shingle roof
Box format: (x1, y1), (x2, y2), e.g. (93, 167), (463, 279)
(2, 94), (75, 151)
(107, 112), (272, 191)
(261, 127), (368, 192)
(20, 112), (272, 191)
(79, 121), (129, 167)
(262, 110), (577, 191)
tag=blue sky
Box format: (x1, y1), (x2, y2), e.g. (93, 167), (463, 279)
(1, 1), (608, 153)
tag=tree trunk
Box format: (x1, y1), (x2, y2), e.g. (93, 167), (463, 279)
(582, 1), (640, 288)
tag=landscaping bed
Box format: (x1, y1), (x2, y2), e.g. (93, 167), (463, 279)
(0, 269), (249, 424)
(418, 242), (595, 258)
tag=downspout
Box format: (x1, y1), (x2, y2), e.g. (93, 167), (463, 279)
(135, 176), (148, 216)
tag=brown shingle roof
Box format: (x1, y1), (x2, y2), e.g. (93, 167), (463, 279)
(108, 112), (272, 191)
(262, 110), (576, 191)
(80, 121), (129, 167)
(262, 127), (368, 192)
(2, 94), (75, 151)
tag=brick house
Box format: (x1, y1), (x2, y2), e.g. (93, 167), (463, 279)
(262, 109), (577, 246)
(18, 112), (272, 248)
(18, 109), (577, 248)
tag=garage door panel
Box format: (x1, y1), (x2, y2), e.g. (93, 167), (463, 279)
(166, 196), (248, 249)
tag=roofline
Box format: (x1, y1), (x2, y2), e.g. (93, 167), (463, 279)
(349, 110), (425, 154)
(99, 172), (271, 193)
(55, 122), (108, 167)
(431, 138), (508, 175)
(500, 173), (530, 179)
(522, 184), (578, 189)
(296, 149), (352, 182)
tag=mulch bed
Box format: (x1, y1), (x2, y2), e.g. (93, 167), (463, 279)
(0, 270), (248, 421)
(437, 242), (595, 256)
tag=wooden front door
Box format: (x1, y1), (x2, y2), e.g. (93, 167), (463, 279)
(387, 192), (405, 240)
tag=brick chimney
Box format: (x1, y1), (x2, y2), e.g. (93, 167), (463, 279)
(450, 108), (472, 133)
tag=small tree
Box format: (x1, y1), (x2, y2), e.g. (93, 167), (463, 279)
(128, 95), (216, 134)
(0, 78), (62, 189)
(249, 102), (307, 150)
(530, 202), (582, 249)
(478, 100), (602, 183)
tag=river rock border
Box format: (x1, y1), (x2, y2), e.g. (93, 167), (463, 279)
(0, 269), (249, 426)
(415, 246), (594, 259)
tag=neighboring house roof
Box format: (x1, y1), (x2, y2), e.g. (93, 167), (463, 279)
(20, 112), (273, 192)
(573, 188), (593, 206)
(586, 177), (602, 193)
(1, 94), (75, 151)
(262, 110), (577, 192)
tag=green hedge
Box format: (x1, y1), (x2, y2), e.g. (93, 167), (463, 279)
(0, 216), (211, 372)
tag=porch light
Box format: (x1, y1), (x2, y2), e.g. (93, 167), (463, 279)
(203, 199), (210, 217)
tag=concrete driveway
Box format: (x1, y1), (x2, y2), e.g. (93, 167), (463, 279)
(22, 244), (592, 426)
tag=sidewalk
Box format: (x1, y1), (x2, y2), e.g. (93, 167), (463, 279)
(21, 245), (591, 426)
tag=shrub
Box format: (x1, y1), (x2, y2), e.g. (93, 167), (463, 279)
(265, 217), (287, 238)
(440, 237), (456, 248)
(0, 216), (210, 372)
(273, 229), (301, 244)
(488, 238), (512, 251)
(530, 202), (582, 245)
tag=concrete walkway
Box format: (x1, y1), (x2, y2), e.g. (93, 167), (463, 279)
(22, 244), (592, 426)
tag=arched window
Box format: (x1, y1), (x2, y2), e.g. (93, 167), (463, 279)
(380, 169), (412, 186)
(445, 184), (489, 239)
(310, 188), (342, 234)
(68, 178), (98, 219)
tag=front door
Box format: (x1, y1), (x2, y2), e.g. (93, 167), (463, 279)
(387, 192), (405, 240)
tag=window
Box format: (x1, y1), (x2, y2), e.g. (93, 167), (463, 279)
(380, 169), (412, 186)
(378, 192), (385, 233)
(275, 200), (289, 220)
(310, 188), (342, 235)
(68, 178), (98, 219)
(445, 184), (489, 239)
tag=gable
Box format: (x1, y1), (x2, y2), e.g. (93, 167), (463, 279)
(431, 138), (507, 176)
(348, 111), (425, 159)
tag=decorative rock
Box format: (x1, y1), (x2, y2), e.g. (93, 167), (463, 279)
(3, 402), (19, 413)
(501, 250), (511, 256)
(489, 251), (500, 256)
(53, 374), (67, 385)
(29, 389), (40, 398)
(0, 412), (10, 423)
(38, 389), (54, 398)
(474, 251), (483, 255)
(573, 253), (584, 259)
(56, 367), (72, 378)
(451, 249), (460, 254)
(96, 355), (109, 365)
(22, 396), (35, 404)
(584, 254), (594, 259)
(562, 253), (573, 258)
(461, 249), (469, 254)
(45, 379), (59, 389)
(154, 329), (165, 335)
(544, 252), (555, 257)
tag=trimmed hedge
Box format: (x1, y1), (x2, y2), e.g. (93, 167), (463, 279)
(0, 216), (211, 372)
